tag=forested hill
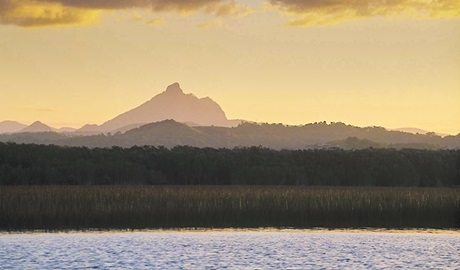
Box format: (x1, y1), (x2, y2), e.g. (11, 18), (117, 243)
(1, 143), (459, 187)
(0, 120), (459, 150)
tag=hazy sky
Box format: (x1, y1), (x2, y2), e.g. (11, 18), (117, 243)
(1, 0), (459, 134)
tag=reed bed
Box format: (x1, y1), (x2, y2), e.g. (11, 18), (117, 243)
(0, 186), (459, 231)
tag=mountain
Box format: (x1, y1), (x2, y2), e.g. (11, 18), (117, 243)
(99, 83), (240, 131)
(20, 121), (55, 133)
(0, 121), (27, 134)
(2, 120), (459, 150)
(0, 83), (457, 149)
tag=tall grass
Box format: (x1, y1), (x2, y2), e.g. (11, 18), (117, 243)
(0, 186), (459, 231)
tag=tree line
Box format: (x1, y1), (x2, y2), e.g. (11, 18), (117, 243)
(0, 142), (459, 186)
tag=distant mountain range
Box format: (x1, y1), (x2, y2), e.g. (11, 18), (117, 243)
(0, 83), (241, 135)
(0, 121), (77, 134)
(1, 82), (459, 150)
(1, 119), (459, 150)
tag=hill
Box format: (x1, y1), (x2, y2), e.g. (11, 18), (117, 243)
(20, 121), (55, 133)
(393, 127), (450, 137)
(2, 120), (459, 150)
(0, 121), (27, 134)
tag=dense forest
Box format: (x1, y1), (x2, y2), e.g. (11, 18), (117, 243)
(1, 142), (459, 187)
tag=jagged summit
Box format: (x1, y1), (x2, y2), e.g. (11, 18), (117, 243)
(99, 83), (239, 131)
(163, 82), (183, 95)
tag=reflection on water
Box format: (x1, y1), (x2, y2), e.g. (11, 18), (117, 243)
(1, 229), (459, 269)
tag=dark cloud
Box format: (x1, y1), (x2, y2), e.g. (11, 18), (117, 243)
(269, 0), (460, 26)
(2, 0), (456, 27)
(46, 0), (223, 11)
(0, 0), (249, 27)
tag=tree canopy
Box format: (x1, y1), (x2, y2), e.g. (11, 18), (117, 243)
(0, 142), (459, 186)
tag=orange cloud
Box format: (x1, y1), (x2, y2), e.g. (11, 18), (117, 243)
(268, 0), (460, 26)
(0, 0), (250, 27)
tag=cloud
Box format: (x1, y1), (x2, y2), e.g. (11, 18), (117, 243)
(3, 0), (456, 27)
(50, 0), (224, 12)
(197, 20), (222, 28)
(146, 18), (164, 25)
(0, 0), (100, 27)
(35, 108), (58, 113)
(268, 0), (460, 26)
(0, 0), (249, 27)
(212, 1), (253, 16)
(132, 13), (164, 25)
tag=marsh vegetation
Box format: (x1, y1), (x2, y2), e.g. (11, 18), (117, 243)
(1, 186), (459, 230)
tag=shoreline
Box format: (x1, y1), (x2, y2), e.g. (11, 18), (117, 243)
(2, 227), (460, 235)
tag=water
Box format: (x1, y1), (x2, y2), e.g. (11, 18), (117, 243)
(1, 230), (459, 269)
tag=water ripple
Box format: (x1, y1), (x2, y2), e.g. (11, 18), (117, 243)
(0, 230), (459, 269)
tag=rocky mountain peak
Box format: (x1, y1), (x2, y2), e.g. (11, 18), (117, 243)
(164, 82), (183, 95)
(99, 82), (239, 131)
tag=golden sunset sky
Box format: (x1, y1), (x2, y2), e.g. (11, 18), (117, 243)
(1, 0), (459, 134)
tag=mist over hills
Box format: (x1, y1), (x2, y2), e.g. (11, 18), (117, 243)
(392, 127), (449, 137)
(1, 119), (459, 150)
(1, 82), (458, 150)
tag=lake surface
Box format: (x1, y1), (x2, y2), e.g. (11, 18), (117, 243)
(1, 230), (459, 269)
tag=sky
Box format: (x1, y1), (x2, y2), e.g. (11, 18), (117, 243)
(0, 0), (459, 134)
